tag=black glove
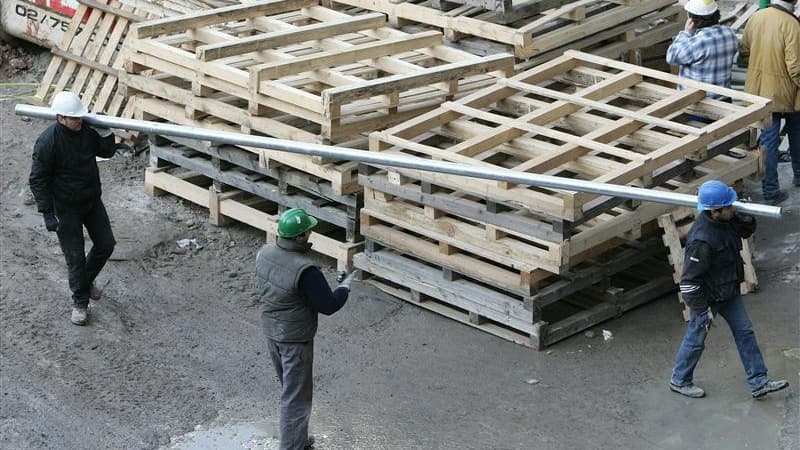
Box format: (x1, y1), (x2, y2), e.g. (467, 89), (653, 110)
(43, 212), (58, 232)
(735, 212), (757, 238)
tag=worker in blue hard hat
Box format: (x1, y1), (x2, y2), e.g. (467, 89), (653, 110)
(670, 180), (789, 399)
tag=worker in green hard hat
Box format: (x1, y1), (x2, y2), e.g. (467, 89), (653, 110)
(255, 208), (355, 450)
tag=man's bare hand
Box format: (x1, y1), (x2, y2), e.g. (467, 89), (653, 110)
(685, 17), (696, 34)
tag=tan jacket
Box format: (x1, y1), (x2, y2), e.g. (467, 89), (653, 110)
(740, 6), (800, 112)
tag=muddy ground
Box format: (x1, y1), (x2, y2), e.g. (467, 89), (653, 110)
(1, 41), (799, 450)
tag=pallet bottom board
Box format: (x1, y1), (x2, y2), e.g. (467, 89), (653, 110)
(354, 250), (676, 349)
(145, 168), (362, 270)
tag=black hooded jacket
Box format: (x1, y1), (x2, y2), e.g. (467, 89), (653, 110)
(29, 122), (115, 214)
(679, 212), (757, 313)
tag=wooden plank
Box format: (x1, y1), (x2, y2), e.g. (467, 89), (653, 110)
(133, 0), (316, 38)
(353, 251), (536, 330)
(322, 53), (513, 112)
(251, 30), (443, 81)
(78, 0), (146, 22)
(500, 78), (702, 136)
(36, 2), (91, 99)
(197, 13), (387, 61)
(51, 48), (122, 78)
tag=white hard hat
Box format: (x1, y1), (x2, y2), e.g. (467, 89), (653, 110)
(51, 91), (87, 117)
(685, 0), (718, 16)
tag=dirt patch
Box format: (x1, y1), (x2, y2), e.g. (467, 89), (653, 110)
(0, 64), (328, 447)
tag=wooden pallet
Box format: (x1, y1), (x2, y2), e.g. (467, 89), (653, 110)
(151, 134), (361, 213)
(127, 0), (512, 144)
(144, 164), (363, 270)
(369, 51), (771, 223)
(361, 127), (751, 235)
(36, 0), (151, 141)
(437, 4), (684, 70)
(658, 207), (759, 320)
(355, 245), (676, 349)
(149, 140), (363, 241)
(330, 0), (676, 59)
(136, 97), (362, 195)
(360, 147), (759, 276)
(361, 185), (640, 277)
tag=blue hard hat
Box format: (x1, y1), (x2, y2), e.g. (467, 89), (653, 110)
(697, 180), (737, 211)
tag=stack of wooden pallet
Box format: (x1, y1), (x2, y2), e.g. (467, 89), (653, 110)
(35, 0), (238, 141)
(354, 51), (770, 348)
(328, 0), (685, 68)
(123, 0), (512, 269)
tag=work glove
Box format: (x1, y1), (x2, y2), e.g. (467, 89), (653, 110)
(91, 125), (114, 138)
(735, 212), (757, 238)
(699, 307), (714, 333)
(336, 270), (356, 290)
(91, 113), (114, 138)
(43, 212), (58, 232)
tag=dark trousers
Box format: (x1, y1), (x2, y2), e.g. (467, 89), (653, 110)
(55, 200), (115, 308)
(267, 339), (313, 450)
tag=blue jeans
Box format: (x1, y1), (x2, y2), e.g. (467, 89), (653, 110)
(671, 294), (768, 391)
(761, 112), (800, 199)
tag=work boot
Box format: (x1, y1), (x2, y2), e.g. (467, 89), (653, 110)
(90, 283), (102, 301)
(71, 307), (88, 326)
(670, 383), (705, 398)
(752, 379), (789, 398)
(764, 190), (788, 205)
(305, 435), (316, 449)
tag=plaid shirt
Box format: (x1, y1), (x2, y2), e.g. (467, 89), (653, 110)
(666, 25), (738, 100)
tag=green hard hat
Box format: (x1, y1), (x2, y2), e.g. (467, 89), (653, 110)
(277, 208), (318, 238)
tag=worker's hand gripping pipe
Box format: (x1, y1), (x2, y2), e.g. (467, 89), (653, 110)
(15, 104), (783, 219)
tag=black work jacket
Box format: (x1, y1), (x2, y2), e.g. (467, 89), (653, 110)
(29, 122), (115, 213)
(679, 212), (756, 312)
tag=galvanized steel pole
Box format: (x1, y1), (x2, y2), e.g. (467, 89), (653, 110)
(15, 104), (783, 218)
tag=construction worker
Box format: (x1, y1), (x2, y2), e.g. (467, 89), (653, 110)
(29, 91), (117, 326)
(669, 180), (789, 399)
(255, 208), (355, 450)
(666, 0), (738, 101)
(740, 0), (800, 205)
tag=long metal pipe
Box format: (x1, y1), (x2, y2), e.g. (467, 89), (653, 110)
(15, 104), (783, 218)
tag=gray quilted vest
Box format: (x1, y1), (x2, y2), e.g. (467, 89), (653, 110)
(256, 239), (317, 342)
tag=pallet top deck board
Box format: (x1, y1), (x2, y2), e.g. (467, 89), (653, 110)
(369, 51), (770, 222)
(130, 0), (511, 142)
(331, 0), (675, 58)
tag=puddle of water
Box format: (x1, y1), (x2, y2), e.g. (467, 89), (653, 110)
(164, 421), (278, 450)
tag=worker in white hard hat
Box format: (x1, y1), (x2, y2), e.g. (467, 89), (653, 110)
(666, 0), (738, 102)
(28, 91), (118, 326)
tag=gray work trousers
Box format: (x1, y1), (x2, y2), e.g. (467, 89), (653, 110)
(267, 339), (313, 450)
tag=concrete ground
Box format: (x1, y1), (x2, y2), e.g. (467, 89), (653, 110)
(170, 167), (800, 450)
(1, 40), (799, 450)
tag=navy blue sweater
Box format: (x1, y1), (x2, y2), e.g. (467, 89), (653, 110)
(298, 266), (349, 315)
